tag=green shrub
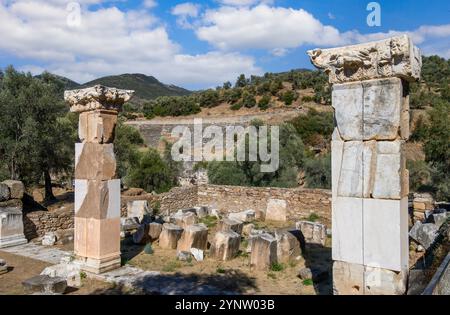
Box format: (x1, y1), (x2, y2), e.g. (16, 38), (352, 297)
(280, 90), (297, 105)
(408, 160), (432, 192)
(230, 102), (243, 111)
(258, 94), (271, 110)
(242, 91), (256, 108)
(304, 153), (331, 189)
(301, 95), (314, 102)
(270, 263), (285, 272)
(289, 109), (334, 147)
(302, 279), (313, 286)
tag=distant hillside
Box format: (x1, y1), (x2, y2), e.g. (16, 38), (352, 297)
(35, 73), (80, 90)
(79, 73), (191, 102)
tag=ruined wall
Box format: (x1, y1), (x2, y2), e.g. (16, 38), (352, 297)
(23, 207), (74, 240)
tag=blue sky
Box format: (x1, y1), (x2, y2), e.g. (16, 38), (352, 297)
(0, 0), (449, 89)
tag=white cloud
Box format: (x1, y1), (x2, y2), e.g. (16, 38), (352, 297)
(270, 48), (288, 57)
(0, 0), (260, 89)
(171, 2), (201, 29)
(218, 0), (274, 7)
(143, 0), (157, 9)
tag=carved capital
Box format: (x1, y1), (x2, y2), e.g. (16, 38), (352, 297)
(308, 35), (421, 84)
(65, 85), (135, 113)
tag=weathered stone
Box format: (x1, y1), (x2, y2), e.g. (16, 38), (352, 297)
(127, 200), (152, 222)
(242, 223), (255, 236)
(22, 275), (67, 294)
(0, 206), (27, 248)
(65, 85), (134, 113)
(333, 261), (365, 295)
(159, 223), (183, 249)
(298, 267), (329, 282)
(42, 232), (57, 246)
(177, 251), (191, 261)
(171, 211), (198, 229)
(0, 183), (10, 202)
(210, 231), (241, 261)
(177, 224), (208, 252)
(217, 218), (244, 235)
(228, 209), (256, 223)
(427, 212), (448, 229)
(364, 266), (407, 295)
(250, 233), (277, 271)
(148, 222), (163, 241)
(296, 221), (327, 246)
(132, 223), (150, 245)
(78, 110), (117, 143)
(275, 229), (302, 263)
(41, 261), (82, 288)
(190, 248), (204, 262)
(120, 217), (140, 232)
(265, 199), (287, 222)
(0, 259), (8, 275)
(308, 35), (421, 84)
(1, 180), (24, 200)
(74, 179), (120, 220)
(409, 221), (439, 250)
(195, 206), (209, 218)
(75, 143), (116, 180)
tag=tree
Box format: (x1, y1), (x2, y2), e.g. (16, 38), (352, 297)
(242, 90), (256, 108)
(223, 81), (232, 90)
(280, 90), (297, 106)
(114, 119), (144, 179)
(304, 154), (331, 189)
(0, 67), (75, 201)
(258, 94), (271, 110)
(235, 74), (248, 88)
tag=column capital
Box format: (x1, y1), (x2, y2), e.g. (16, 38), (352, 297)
(65, 85), (135, 113)
(307, 35), (422, 84)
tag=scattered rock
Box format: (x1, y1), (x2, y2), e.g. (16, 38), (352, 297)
(127, 200), (152, 222)
(250, 233), (277, 271)
(40, 261), (82, 288)
(296, 221), (327, 246)
(132, 224), (150, 245)
(0, 183), (10, 202)
(416, 245), (425, 252)
(0, 259), (8, 275)
(121, 217), (140, 232)
(218, 218), (244, 235)
(194, 206), (209, 219)
(22, 275), (67, 294)
(176, 251), (191, 261)
(122, 188), (145, 196)
(42, 232), (57, 246)
(426, 212), (448, 229)
(265, 199), (287, 222)
(242, 224), (255, 236)
(159, 223), (184, 249)
(228, 209), (256, 223)
(190, 248), (204, 261)
(177, 224), (208, 252)
(409, 221), (439, 250)
(55, 229), (74, 245)
(209, 208), (221, 219)
(148, 222), (163, 241)
(171, 211), (198, 229)
(275, 229), (302, 263)
(298, 267), (329, 282)
(210, 231), (240, 261)
(1, 180), (24, 200)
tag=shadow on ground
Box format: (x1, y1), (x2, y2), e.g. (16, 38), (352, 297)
(302, 243), (333, 295)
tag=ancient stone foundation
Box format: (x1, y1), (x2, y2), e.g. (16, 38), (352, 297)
(308, 35), (422, 295)
(65, 85), (134, 274)
(0, 181), (27, 248)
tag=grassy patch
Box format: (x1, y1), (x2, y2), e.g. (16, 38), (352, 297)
(80, 271), (87, 280)
(241, 239), (248, 248)
(270, 263), (285, 272)
(267, 272), (277, 279)
(288, 260), (298, 268)
(162, 260), (182, 272)
(306, 213), (320, 222)
(302, 279), (313, 286)
(237, 250), (249, 258)
(216, 267), (226, 274)
(199, 215), (218, 228)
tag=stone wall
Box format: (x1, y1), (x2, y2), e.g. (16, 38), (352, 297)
(23, 207), (75, 240)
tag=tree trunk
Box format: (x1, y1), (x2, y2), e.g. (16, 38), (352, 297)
(44, 169), (56, 202)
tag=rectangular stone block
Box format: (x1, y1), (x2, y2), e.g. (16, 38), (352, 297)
(265, 199), (287, 222)
(75, 143), (116, 180)
(363, 198), (409, 272)
(1, 180), (25, 200)
(332, 82), (363, 141)
(75, 179), (120, 219)
(332, 197), (363, 265)
(79, 110), (117, 143)
(0, 207), (27, 248)
(333, 261), (365, 295)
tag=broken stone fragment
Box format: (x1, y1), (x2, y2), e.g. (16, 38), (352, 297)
(296, 221), (327, 246)
(159, 223), (184, 249)
(40, 262), (82, 288)
(209, 230), (241, 261)
(1, 180), (25, 200)
(22, 275), (67, 294)
(0, 259), (8, 275)
(176, 251), (191, 261)
(242, 223), (255, 236)
(0, 183), (10, 202)
(409, 221), (439, 250)
(298, 267), (329, 283)
(265, 199), (287, 222)
(127, 200), (152, 223)
(42, 232), (57, 246)
(426, 212), (448, 229)
(148, 222), (163, 241)
(120, 217), (140, 232)
(217, 218), (244, 235)
(250, 233), (277, 271)
(190, 248), (204, 261)
(65, 85), (135, 113)
(274, 229), (302, 263)
(177, 224), (208, 252)
(132, 223), (150, 245)
(171, 211), (198, 229)
(75, 143), (116, 180)
(228, 209), (256, 223)
(78, 110), (118, 143)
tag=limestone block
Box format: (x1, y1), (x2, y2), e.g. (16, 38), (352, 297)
(65, 85), (134, 113)
(78, 110), (117, 143)
(265, 199), (287, 222)
(159, 223), (184, 249)
(250, 233), (277, 271)
(177, 224), (208, 252)
(148, 222), (163, 241)
(171, 211), (198, 229)
(132, 223), (150, 245)
(400, 93), (410, 140)
(42, 232), (57, 246)
(41, 261), (82, 288)
(372, 141), (406, 199)
(120, 217), (140, 232)
(274, 229), (302, 263)
(228, 209), (256, 223)
(308, 35), (421, 84)
(209, 231), (241, 261)
(242, 223), (255, 236)
(75, 179), (120, 219)
(127, 200), (152, 222)
(332, 197), (363, 264)
(75, 143), (116, 180)
(218, 218), (244, 235)
(296, 221), (327, 246)
(364, 266), (407, 295)
(0, 206), (27, 248)
(331, 137), (344, 199)
(363, 198), (409, 272)
(74, 217), (121, 260)
(1, 180), (25, 200)
(337, 141), (376, 198)
(333, 261), (365, 295)
(0, 183), (10, 202)
(332, 82), (363, 141)
(190, 248), (204, 261)
(22, 275), (67, 294)
(409, 221), (439, 250)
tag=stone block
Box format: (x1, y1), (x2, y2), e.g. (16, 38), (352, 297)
(332, 197), (363, 264)
(1, 180), (24, 200)
(0, 183), (10, 202)
(275, 229), (302, 263)
(42, 232), (57, 246)
(364, 266), (407, 295)
(363, 198), (409, 272)
(177, 224), (208, 252)
(250, 233), (277, 271)
(78, 110), (117, 143)
(132, 223), (150, 245)
(331, 137), (344, 199)
(120, 217), (140, 232)
(75, 143), (116, 180)
(333, 261), (365, 295)
(0, 206), (27, 248)
(332, 82), (363, 141)
(74, 179), (120, 219)
(265, 199), (287, 222)
(296, 221), (327, 246)
(242, 223), (255, 236)
(148, 222), (163, 241)
(209, 231), (241, 261)
(41, 262), (82, 288)
(127, 200), (152, 222)
(218, 218), (244, 235)
(22, 275), (67, 294)
(409, 221), (439, 250)
(228, 209), (256, 223)
(190, 248), (204, 261)
(171, 211), (198, 229)
(159, 223), (184, 249)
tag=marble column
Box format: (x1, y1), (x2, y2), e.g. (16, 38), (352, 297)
(64, 85), (134, 274)
(308, 35), (422, 294)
